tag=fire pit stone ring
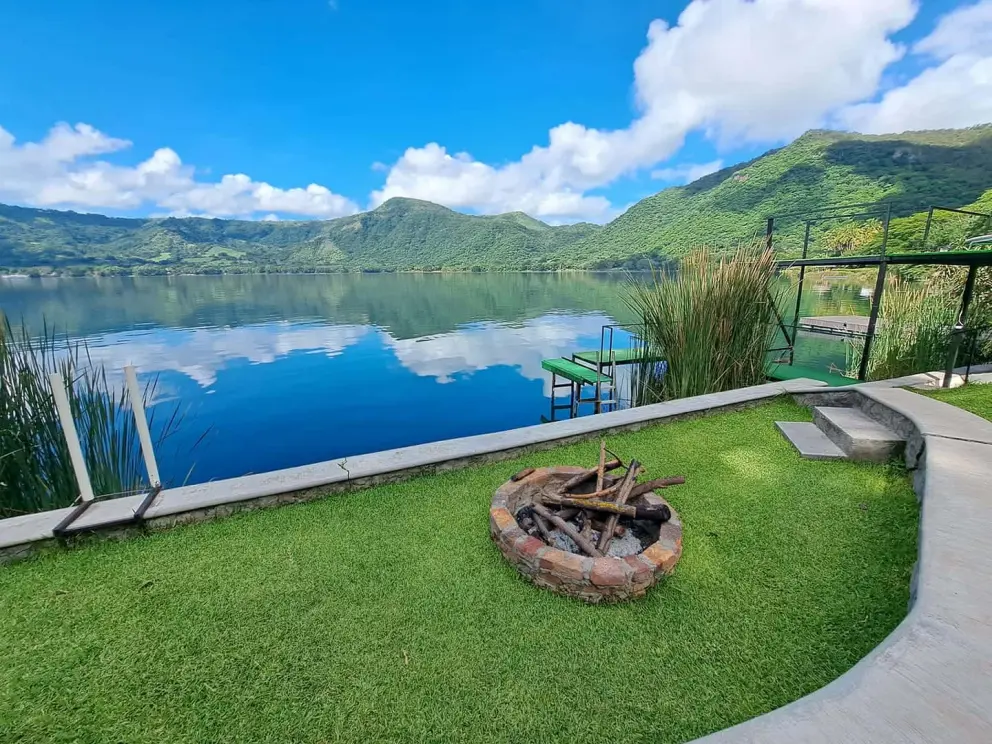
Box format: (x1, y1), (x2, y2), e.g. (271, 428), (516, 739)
(490, 466), (682, 603)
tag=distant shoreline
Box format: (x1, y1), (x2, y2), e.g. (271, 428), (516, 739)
(1, 268), (641, 279)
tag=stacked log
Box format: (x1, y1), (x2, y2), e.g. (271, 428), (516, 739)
(513, 441), (684, 558)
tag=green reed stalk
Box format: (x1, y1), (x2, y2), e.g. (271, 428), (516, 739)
(0, 317), (182, 517)
(846, 277), (958, 381)
(624, 245), (782, 403)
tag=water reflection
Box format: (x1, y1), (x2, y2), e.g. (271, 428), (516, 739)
(0, 273), (869, 485)
(83, 322), (370, 389)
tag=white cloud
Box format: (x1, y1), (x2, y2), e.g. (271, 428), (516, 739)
(651, 159), (724, 184)
(0, 122), (360, 219)
(372, 0), (916, 221)
(82, 321), (369, 389)
(384, 314), (614, 395)
(839, 0), (992, 133)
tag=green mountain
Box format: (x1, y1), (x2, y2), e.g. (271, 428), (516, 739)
(558, 126), (992, 267)
(0, 197), (599, 274)
(1, 126), (991, 275)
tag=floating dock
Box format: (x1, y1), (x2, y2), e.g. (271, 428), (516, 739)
(798, 315), (871, 337)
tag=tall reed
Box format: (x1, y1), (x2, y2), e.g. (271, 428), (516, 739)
(0, 317), (181, 517)
(624, 245), (782, 403)
(846, 277), (957, 381)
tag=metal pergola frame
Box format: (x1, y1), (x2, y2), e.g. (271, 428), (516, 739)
(765, 202), (992, 382)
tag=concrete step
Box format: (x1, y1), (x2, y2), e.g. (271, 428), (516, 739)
(775, 422), (846, 460)
(812, 406), (905, 462)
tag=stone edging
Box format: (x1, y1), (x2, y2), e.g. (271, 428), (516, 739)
(690, 383), (992, 743)
(0, 379), (822, 563)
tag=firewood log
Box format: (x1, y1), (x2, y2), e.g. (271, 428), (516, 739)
(629, 477), (685, 498)
(510, 467), (536, 482)
(558, 460), (622, 493)
(531, 503), (603, 558)
(597, 459), (640, 553)
(558, 498), (671, 523)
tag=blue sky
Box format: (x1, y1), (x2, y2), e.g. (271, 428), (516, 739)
(0, 0), (989, 223)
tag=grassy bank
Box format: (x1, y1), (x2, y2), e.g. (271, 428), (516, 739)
(0, 400), (918, 744)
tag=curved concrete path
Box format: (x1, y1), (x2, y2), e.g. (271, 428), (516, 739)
(692, 385), (992, 743)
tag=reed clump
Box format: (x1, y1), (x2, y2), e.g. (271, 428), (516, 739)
(0, 317), (180, 517)
(624, 245), (782, 403)
(846, 277), (957, 381)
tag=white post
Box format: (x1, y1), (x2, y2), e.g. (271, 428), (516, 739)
(124, 365), (161, 488)
(49, 372), (95, 503)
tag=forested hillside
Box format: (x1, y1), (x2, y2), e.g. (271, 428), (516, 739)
(0, 198), (598, 274)
(1, 126), (991, 274)
(556, 126), (992, 267)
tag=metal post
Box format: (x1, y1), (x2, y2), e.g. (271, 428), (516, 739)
(959, 265), (979, 325)
(858, 261), (888, 381)
(789, 221), (812, 364)
(124, 365), (161, 488)
(880, 205), (892, 257)
(942, 265), (980, 388)
(922, 206), (935, 250)
(49, 372), (95, 503)
(765, 217), (774, 252)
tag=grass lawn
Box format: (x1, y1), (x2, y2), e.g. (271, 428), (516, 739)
(916, 381), (992, 422)
(0, 400), (919, 744)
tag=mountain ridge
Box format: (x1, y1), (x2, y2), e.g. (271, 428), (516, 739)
(2, 125), (992, 274)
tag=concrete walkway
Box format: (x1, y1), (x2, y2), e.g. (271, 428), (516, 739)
(692, 384), (992, 743)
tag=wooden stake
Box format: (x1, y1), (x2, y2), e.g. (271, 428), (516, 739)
(595, 440), (606, 493)
(559, 460), (622, 493)
(597, 459), (641, 553)
(532, 503), (603, 558)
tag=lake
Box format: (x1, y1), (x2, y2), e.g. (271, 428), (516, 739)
(0, 272), (869, 486)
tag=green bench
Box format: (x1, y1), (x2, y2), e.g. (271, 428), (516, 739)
(541, 358), (611, 385)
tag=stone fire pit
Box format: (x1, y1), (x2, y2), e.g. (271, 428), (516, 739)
(490, 466), (682, 603)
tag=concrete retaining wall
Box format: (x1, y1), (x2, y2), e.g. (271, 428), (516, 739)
(0, 379), (821, 563)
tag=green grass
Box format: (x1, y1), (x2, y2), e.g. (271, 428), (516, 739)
(916, 382), (992, 421)
(0, 400), (919, 744)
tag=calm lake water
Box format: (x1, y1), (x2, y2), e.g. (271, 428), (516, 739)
(1, 272), (869, 486)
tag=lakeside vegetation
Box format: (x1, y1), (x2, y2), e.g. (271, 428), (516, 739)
(2, 126), (992, 276)
(626, 245), (781, 402)
(0, 319), (183, 517)
(0, 400), (918, 744)
(846, 278), (959, 381)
